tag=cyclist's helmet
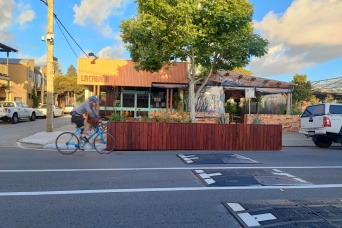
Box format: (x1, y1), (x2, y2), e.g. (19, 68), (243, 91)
(89, 96), (99, 103)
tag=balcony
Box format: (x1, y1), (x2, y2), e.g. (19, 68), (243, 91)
(0, 64), (8, 76)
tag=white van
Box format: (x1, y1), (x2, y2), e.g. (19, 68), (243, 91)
(299, 103), (342, 148)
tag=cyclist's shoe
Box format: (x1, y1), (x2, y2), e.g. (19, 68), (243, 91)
(81, 136), (89, 142)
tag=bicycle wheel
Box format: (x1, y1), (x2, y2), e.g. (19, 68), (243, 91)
(94, 132), (115, 154)
(55, 132), (79, 155)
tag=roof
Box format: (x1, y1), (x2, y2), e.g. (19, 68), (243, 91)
(0, 58), (33, 65)
(0, 43), (18, 53)
(311, 77), (342, 93)
(214, 71), (295, 89)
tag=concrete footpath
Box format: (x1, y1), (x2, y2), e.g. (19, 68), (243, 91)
(18, 124), (316, 149)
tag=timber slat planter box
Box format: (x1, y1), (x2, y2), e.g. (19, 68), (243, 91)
(107, 122), (282, 151)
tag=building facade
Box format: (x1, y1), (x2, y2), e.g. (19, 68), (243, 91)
(0, 58), (36, 106)
(77, 58), (188, 117)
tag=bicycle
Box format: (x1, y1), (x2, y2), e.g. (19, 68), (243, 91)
(55, 123), (115, 155)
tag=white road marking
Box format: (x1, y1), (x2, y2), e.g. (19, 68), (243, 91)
(293, 177), (309, 183)
(1, 166), (342, 172)
(272, 172), (295, 178)
(227, 203), (245, 212)
(231, 154), (259, 163)
(271, 169), (310, 184)
(1, 184), (342, 197)
(195, 170), (222, 185)
(238, 212), (277, 226)
(178, 154), (199, 163)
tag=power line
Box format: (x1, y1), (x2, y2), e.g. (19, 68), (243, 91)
(53, 15), (89, 58)
(54, 16), (78, 58)
(39, 0), (90, 58)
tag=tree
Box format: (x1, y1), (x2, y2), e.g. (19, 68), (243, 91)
(292, 74), (312, 108)
(324, 94), (334, 103)
(65, 65), (77, 76)
(54, 75), (84, 104)
(120, 0), (268, 121)
(310, 95), (320, 105)
(55, 62), (63, 76)
(232, 67), (253, 76)
(54, 65), (82, 104)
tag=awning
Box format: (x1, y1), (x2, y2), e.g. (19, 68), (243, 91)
(152, 83), (188, 89)
(0, 43), (18, 53)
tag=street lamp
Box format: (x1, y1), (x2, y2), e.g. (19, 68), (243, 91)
(89, 52), (98, 64)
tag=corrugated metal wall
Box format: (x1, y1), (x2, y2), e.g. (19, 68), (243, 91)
(78, 59), (188, 87)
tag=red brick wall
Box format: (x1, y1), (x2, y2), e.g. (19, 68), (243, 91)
(243, 114), (300, 132)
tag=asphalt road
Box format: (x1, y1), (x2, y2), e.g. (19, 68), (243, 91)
(0, 118), (341, 227)
(0, 115), (71, 147)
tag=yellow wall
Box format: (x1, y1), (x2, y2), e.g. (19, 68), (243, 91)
(5, 60), (35, 106)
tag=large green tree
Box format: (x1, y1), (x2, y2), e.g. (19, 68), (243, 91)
(292, 74), (312, 108)
(120, 0), (268, 121)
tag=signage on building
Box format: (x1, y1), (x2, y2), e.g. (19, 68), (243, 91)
(245, 88), (255, 98)
(80, 75), (110, 83)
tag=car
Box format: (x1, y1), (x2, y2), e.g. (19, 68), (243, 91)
(0, 101), (37, 123)
(299, 103), (342, 148)
(36, 104), (64, 118)
(64, 104), (77, 114)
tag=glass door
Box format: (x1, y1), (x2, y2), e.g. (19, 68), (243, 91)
(122, 92), (135, 117)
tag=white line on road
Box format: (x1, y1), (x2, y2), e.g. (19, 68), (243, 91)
(1, 184), (342, 197)
(1, 166), (342, 172)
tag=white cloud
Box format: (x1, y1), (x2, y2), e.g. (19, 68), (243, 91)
(16, 2), (35, 25)
(73, 0), (131, 39)
(97, 34), (127, 59)
(0, 0), (36, 43)
(18, 53), (47, 66)
(250, 0), (342, 77)
(99, 23), (115, 38)
(16, 9), (35, 26)
(73, 0), (130, 26)
(0, 0), (15, 41)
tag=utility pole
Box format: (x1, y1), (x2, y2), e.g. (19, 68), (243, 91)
(46, 0), (54, 132)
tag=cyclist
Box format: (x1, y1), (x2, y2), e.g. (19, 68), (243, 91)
(71, 96), (102, 142)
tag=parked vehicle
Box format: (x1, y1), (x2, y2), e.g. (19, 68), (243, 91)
(299, 103), (342, 148)
(36, 104), (64, 118)
(0, 101), (37, 124)
(64, 104), (77, 114)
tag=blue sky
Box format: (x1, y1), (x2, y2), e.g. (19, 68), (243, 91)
(0, 0), (341, 83)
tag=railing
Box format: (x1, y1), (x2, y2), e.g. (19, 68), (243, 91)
(0, 64), (8, 76)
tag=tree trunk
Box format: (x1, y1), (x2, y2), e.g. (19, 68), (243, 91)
(189, 79), (196, 122)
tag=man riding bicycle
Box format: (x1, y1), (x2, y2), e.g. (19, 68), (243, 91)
(71, 96), (102, 142)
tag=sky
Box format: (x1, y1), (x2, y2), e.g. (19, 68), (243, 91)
(0, 0), (341, 83)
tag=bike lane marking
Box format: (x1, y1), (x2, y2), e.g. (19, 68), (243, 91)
(1, 184), (342, 196)
(1, 166), (342, 172)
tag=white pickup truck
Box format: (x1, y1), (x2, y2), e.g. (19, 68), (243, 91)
(0, 101), (37, 124)
(299, 103), (342, 148)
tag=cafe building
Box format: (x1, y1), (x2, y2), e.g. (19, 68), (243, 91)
(77, 58), (188, 117)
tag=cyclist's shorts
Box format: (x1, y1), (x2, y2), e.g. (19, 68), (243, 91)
(71, 115), (85, 128)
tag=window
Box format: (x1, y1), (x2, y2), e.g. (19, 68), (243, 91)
(301, 104), (325, 117)
(329, 105), (342, 114)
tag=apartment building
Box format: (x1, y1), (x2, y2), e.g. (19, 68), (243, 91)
(0, 58), (36, 106)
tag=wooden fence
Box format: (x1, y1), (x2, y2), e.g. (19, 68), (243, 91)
(107, 122), (282, 151)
